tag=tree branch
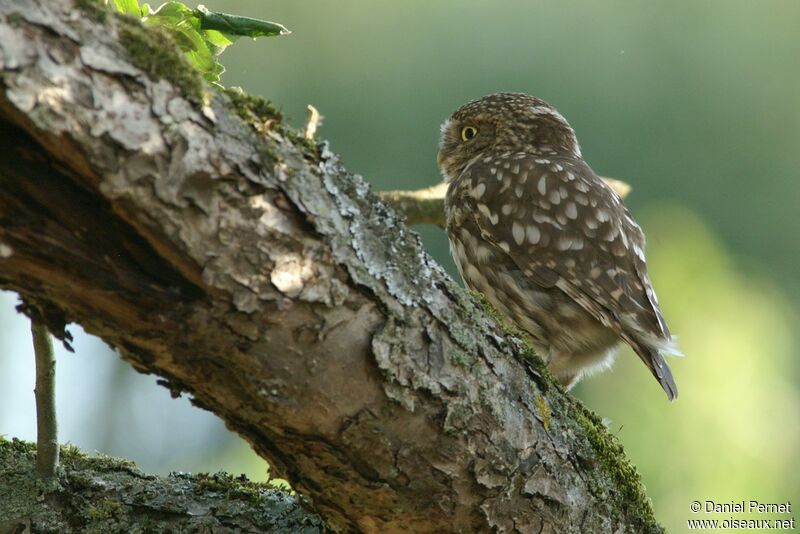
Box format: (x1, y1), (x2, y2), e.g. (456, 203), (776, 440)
(31, 320), (58, 479)
(0, 2), (663, 532)
(378, 179), (632, 227)
(0, 438), (327, 533)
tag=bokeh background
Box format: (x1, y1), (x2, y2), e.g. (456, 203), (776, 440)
(2, 1), (798, 530)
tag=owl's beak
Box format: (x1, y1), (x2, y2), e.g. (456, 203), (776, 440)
(436, 150), (444, 168)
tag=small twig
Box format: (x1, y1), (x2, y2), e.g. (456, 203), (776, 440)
(379, 177), (631, 227)
(304, 105), (321, 141)
(600, 177), (631, 199)
(378, 182), (450, 227)
(32, 320), (58, 479)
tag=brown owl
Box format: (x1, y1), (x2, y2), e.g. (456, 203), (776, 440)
(438, 92), (680, 400)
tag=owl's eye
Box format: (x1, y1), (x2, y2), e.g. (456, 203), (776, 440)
(461, 126), (478, 142)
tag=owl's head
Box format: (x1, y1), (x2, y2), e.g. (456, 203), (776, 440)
(437, 92), (581, 181)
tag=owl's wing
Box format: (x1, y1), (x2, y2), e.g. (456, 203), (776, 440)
(453, 154), (679, 399)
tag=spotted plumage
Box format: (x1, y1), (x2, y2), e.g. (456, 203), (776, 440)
(438, 92), (680, 400)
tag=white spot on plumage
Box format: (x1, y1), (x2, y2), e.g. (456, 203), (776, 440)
(533, 211), (561, 228)
(499, 241), (511, 253)
(501, 204), (512, 215)
(575, 193), (589, 206)
(490, 167), (497, 175)
(596, 209), (611, 222)
(565, 202), (578, 219)
(538, 175), (548, 195)
(512, 221), (525, 245)
(474, 245), (493, 263)
(549, 190), (561, 205)
(535, 158), (551, 164)
(526, 224), (541, 244)
(474, 182), (486, 198)
(515, 186), (524, 198)
(530, 105), (568, 122)
(557, 236), (573, 251)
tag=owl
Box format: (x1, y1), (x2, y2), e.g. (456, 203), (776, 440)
(438, 92), (680, 400)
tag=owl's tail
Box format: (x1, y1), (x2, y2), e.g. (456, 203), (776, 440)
(627, 336), (680, 401)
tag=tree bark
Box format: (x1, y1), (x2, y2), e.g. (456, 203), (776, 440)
(0, 1), (664, 532)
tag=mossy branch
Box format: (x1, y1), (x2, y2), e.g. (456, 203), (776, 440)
(0, 438), (327, 533)
(379, 177), (632, 226)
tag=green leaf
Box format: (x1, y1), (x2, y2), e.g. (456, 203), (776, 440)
(196, 4), (290, 38)
(128, 1), (288, 84)
(144, 1), (195, 27)
(113, 0), (142, 16)
(177, 26), (225, 82)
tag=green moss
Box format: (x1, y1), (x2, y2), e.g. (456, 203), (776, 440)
(0, 439), (326, 532)
(221, 88), (328, 163)
(568, 399), (664, 533)
(534, 394), (551, 431)
(448, 348), (475, 367)
(7, 12), (24, 26)
(86, 499), (124, 521)
(223, 86), (283, 129)
(74, 0), (108, 22)
(56, 443), (137, 473)
(118, 19), (205, 103)
(468, 290), (550, 379)
(461, 290), (661, 531)
(194, 471), (277, 503)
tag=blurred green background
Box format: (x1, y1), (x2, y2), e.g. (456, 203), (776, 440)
(1, 1), (798, 531)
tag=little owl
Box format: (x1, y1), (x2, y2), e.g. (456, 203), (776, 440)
(438, 92), (680, 400)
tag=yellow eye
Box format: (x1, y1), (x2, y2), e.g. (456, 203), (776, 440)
(461, 126), (478, 141)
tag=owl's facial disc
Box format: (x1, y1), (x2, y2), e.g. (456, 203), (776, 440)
(437, 115), (495, 182)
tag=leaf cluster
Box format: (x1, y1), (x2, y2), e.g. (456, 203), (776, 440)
(109, 0), (289, 84)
